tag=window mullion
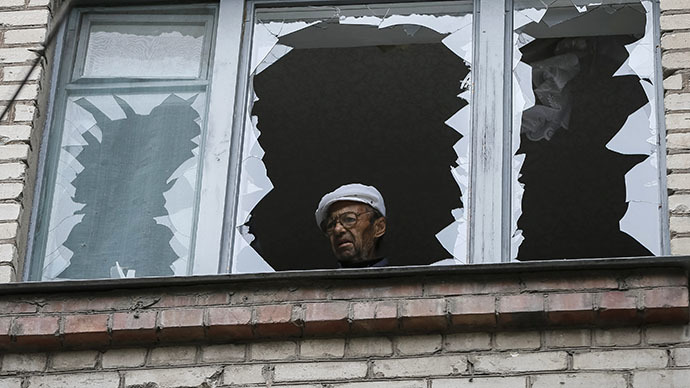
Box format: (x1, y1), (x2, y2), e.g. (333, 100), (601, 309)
(194, 0), (246, 274)
(468, 0), (510, 264)
(652, 0), (671, 256)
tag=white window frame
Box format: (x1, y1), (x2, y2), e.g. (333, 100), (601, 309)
(220, 0), (670, 270)
(25, 0), (670, 280)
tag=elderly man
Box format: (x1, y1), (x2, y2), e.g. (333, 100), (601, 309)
(315, 183), (388, 268)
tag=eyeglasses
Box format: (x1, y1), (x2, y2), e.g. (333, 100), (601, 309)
(322, 211), (374, 234)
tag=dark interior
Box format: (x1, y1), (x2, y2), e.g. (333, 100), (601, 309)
(246, 27), (470, 270)
(242, 23), (654, 269)
(516, 35), (653, 260)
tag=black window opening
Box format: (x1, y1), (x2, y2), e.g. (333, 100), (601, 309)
(513, 3), (661, 261)
(241, 9), (472, 271)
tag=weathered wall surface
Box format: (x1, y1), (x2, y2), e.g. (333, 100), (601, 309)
(664, 0), (690, 253)
(0, 265), (686, 387)
(0, 0), (50, 283)
(0, 267), (687, 350)
(1, 326), (690, 388)
(0, 2), (683, 388)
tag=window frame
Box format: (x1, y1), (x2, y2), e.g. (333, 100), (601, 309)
(24, 3), (232, 280)
(24, 0), (671, 281)
(71, 13), (217, 82)
(224, 0), (670, 269)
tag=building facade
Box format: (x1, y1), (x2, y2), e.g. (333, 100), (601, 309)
(0, 0), (689, 387)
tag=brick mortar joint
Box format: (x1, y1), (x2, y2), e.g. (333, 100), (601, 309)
(661, 10), (690, 15)
(0, 79), (41, 85)
(0, 42), (47, 47)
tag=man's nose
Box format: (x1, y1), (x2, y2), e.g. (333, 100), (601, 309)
(333, 220), (347, 234)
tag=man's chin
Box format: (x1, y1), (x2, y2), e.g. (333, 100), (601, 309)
(335, 253), (356, 262)
(334, 250), (360, 263)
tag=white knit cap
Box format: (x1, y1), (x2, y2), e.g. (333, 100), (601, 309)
(315, 183), (386, 227)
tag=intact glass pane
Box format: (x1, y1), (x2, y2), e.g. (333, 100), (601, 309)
(510, 0), (661, 261)
(41, 92), (206, 280)
(82, 22), (207, 78)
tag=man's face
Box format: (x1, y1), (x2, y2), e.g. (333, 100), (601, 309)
(324, 201), (386, 265)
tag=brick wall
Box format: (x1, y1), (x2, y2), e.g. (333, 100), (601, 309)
(663, 0), (690, 254)
(0, 266), (686, 351)
(0, 265), (687, 387)
(0, 1), (686, 386)
(0, 326), (688, 387)
(0, 0), (50, 283)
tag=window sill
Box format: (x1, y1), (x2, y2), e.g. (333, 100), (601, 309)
(0, 256), (688, 351)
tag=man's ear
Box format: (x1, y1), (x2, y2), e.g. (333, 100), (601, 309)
(373, 217), (386, 238)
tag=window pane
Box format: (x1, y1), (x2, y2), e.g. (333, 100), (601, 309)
(40, 92), (206, 280)
(30, 7), (217, 281)
(82, 21), (209, 78)
(234, 1), (473, 272)
(511, 0), (662, 260)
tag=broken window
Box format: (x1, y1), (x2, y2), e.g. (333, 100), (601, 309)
(26, 0), (668, 281)
(511, 0), (665, 260)
(232, 1), (474, 272)
(27, 6), (221, 280)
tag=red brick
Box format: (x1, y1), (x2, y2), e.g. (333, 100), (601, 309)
(112, 311), (156, 331)
(0, 300), (37, 313)
(600, 291), (637, 309)
(497, 294), (545, 327)
(207, 307), (253, 339)
(624, 269), (687, 288)
(547, 293), (595, 325)
(303, 302), (350, 335)
(232, 288), (327, 304)
(351, 301), (398, 333)
(448, 295), (496, 327)
(12, 315), (59, 336)
(281, 287), (328, 301)
(642, 287), (690, 323)
(44, 296), (132, 312)
(0, 316), (11, 335)
(330, 282), (422, 299)
(157, 295), (198, 308)
(0, 316), (11, 349)
(254, 304), (300, 337)
(63, 314), (110, 347)
(158, 309), (205, 342)
(197, 292), (230, 305)
(111, 311), (157, 344)
(85, 296), (132, 311)
(522, 274), (618, 292)
(643, 287), (689, 308)
(399, 299), (447, 331)
(44, 299), (91, 312)
(10, 316), (60, 348)
(64, 314), (109, 334)
(498, 294), (543, 313)
(426, 279), (520, 296)
(255, 304), (292, 323)
(598, 291), (639, 324)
